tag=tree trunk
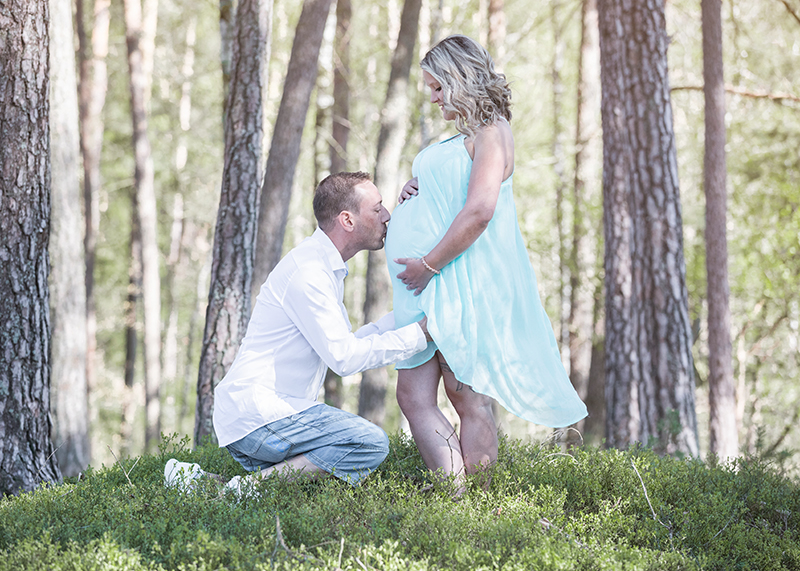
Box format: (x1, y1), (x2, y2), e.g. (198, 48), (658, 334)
(703, 0), (738, 462)
(322, 0), (352, 408)
(598, 0), (699, 456)
(194, 0), (270, 445)
(551, 0), (570, 359)
(220, 0), (235, 106)
(569, 0), (601, 419)
(123, 0), (162, 452)
(164, 17), (197, 387)
(0, 0), (63, 494)
(329, 0), (351, 175)
(487, 0), (505, 70)
(49, 0), (90, 478)
(120, 203), (141, 455)
(251, 0), (334, 300)
(358, 0), (422, 426)
(76, 0), (110, 401)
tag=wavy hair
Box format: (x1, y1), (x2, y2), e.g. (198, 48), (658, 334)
(420, 35), (511, 137)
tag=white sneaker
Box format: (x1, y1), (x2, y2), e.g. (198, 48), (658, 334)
(224, 475), (245, 497)
(164, 458), (204, 491)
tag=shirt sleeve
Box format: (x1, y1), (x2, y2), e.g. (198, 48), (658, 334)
(282, 270), (426, 377)
(354, 311), (397, 338)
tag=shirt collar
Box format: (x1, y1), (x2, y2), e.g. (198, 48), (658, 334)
(312, 227), (349, 278)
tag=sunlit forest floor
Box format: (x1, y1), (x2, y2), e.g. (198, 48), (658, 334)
(2, 433), (798, 570)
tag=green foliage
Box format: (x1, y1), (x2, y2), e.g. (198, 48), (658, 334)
(2, 435), (799, 570)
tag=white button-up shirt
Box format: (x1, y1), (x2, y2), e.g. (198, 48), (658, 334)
(213, 228), (427, 447)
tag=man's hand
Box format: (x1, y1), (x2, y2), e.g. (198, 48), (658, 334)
(417, 315), (433, 342)
(395, 257), (434, 296)
(398, 177), (419, 204)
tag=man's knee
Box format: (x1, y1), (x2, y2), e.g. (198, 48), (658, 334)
(359, 418), (389, 454)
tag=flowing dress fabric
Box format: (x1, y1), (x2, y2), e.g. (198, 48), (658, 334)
(385, 135), (587, 427)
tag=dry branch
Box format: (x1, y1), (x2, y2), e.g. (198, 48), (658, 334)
(671, 85), (800, 104)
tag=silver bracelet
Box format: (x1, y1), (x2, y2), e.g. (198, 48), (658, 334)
(420, 256), (440, 275)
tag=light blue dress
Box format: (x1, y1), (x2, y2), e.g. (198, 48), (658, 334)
(385, 134), (587, 427)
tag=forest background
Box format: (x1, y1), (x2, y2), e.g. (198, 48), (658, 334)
(16, 0), (800, 479)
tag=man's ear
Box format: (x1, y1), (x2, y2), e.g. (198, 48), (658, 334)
(336, 210), (355, 233)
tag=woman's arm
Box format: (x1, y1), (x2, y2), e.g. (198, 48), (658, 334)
(396, 122), (513, 295)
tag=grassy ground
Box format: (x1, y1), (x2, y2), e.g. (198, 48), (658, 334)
(1, 433), (798, 570)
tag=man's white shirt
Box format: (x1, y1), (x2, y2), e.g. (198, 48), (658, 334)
(213, 228), (427, 447)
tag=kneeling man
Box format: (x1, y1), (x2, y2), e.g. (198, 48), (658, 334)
(167, 172), (428, 493)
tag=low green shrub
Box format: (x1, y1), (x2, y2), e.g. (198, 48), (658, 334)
(0, 433), (797, 570)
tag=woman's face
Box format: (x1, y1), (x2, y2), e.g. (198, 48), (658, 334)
(423, 70), (457, 122)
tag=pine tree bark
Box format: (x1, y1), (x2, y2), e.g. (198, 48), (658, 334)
(598, 0), (699, 455)
(0, 0), (63, 494)
(76, 0), (110, 400)
(358, 0), (422, 426)
(194, 0), (270, 445)
(251, 0), (334, 299)
(703, 0), (738, 461)
(569, 0), (601, 425)
(123, 0), (162, 451)
(49, 0), (90, 478)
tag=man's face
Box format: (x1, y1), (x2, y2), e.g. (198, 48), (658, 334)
(352, 181), (391, 251)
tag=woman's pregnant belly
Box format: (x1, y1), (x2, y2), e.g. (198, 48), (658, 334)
(384, 191), (449, 327)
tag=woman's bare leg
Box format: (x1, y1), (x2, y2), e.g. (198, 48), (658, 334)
(440, 352), (497, 475)
(396, 356), (465, 480)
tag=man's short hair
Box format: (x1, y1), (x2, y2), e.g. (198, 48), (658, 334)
(313, 171), (372, 231)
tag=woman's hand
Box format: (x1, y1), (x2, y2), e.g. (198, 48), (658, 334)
(398, 177), (419, 204)
(395, 257), (435, 296)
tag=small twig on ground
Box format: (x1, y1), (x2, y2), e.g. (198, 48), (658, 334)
(543, 452), (579, 464)
(107, 446), (137, 487)
(631, 459), (674, 550)
(36, 443), (63, 481)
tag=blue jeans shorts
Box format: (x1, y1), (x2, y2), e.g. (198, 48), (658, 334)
(226, 404), (389, 485)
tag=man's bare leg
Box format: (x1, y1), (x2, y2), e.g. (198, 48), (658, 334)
(258, 454), (328, 481)
(396, 356), (466, 485)
(440, 352), (498, 476)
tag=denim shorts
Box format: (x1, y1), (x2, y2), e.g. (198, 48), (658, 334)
(226, 404), (389, 485)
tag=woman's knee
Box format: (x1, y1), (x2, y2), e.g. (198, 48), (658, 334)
(446, 384), (494, 421)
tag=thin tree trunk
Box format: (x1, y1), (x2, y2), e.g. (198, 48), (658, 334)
(194, 0), (270, 445)
(487, 0), (505, 70)
(702, 0), (737, 461)
(220, 0), (235, 106)
(164, 17), (197, 386)
(76, 0), (110, 401)
(329, 0), (351, 175)
(49, 0), (90, 478)
(323, 0), (352, 408)
(123, 0), (162, 451)
(598, 0), (699, 456)
(251, 0), (334, 300)
(163, 194), (185, 383)
(551, 0), (570, 360)
(120, 204), (141, 455)
(358, 0), (423, 426)
(569, 0), (601, 416)
(0, 0), (63, 494)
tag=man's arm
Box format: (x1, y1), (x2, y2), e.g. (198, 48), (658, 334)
(283, 270), (427, 377)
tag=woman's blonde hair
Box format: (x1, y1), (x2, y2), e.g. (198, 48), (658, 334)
(421, 34), (511, 137)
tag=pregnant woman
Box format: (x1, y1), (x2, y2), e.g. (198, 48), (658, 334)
(384, 35), (587, 486)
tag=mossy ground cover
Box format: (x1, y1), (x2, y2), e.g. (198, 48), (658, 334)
(1, 433), (798, 570)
